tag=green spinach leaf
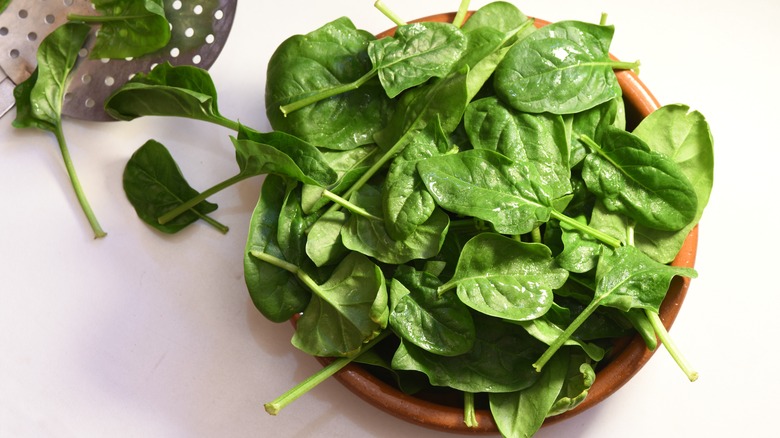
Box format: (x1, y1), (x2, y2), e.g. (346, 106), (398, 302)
(68, 0), (171, 59)
(582, 126), (699, 232)
(123, 140), (225, 233)
(440, 233), (568, 321)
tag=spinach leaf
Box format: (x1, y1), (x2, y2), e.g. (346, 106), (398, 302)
(494, 20), (638, 114)
(547, 353), (595, 416)
(461, 1), (529, 38)
(389, 266), (475, 357)
(123, 140), (225, 233)
(567, 97), (626, 167)
(489, 350), (568, 438)
(369, 22), (467, 98)
(68, 0), (171, 59)
(265, 17), (391, 150)
(582, 126), (699, 232)
(301, 144), (380, 214)
(290, 252), (388, 357)
(440, 233), (568, 321)
(305, 210), (350, 268)
(383, 120), (454, 240)
(555, 215), (603, 273)
(104, 62), (236, 129)
(592, 104), (714, 263)
(417, 149), (570, 235)
(392, 313), (543, 393)
(464, 97), (571, 185)
(534, 245), (697, 370)
(12, 22), (106, 238)
(341, 184), (449, 264)
(244, 175), (311, 323)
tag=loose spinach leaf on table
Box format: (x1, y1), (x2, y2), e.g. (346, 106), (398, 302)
(68, 0), (171, 59)
(12, 22), (106, 238)
(123, 140), (226, 234)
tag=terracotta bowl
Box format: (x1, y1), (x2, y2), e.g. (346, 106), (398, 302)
(307, 12), (698, 434)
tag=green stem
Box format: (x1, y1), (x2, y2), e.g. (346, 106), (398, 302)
(646, 310), (699, 382)
(374, 0), (407, 26)
(264, 330), (392, 415)
(158, 173), (249, 225)
(463, 392), (478, 428)
(452, 0), (472, 28)
(67, 14), (149, 23)
(55, 124), (107, 239)
(279, 69), (378, 116)
(531, 227), (542, 244)
(599, 12), (609, 26)
(193, 212), (230, 234)
(249, 250), (322, 293)
(321, 190), (382, 221)
(533, 298), (602, 372)
(550, 210), (622, 248)
(611, 59), (641, 73)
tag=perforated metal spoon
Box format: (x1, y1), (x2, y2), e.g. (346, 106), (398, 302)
(0, 0), (236, 121)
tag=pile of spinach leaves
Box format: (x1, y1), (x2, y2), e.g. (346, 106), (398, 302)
(107, 1), (713, 436)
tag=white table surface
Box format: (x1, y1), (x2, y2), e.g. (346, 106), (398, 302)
(1, 1), (776, 437)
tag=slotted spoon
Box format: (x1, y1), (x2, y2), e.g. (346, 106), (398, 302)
(0, 0), (236, 121)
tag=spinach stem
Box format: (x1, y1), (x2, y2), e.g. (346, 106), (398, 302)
(463, 392), (478, 428)
(550, 210), (622, 248)
(67, 14), (149, 23)
(374, 0), (407, 26)
(54, 124), (107, 239)
(533, 298), (601, 372)
(264, 330), (392, 415)
(531, 227), (542, 244)
(452, 0), (472, 28)
(158, 173), (249, 225)
(599, 12), (609, 26)
(646, 310), (699, 382)
(321, 190), (383, 222)
(194, 212), (230, 234)
(249, 250), (322, 293)
(279, 69), (378, 116)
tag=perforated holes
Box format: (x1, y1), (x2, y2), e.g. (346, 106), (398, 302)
(78, 48), (88, 58)
(84, 98), (95, 108)
(170, 47), (180, 58)
(18, 9), (28, 19)
(45, 15), (56, 25)
(192, 54), (201, 64)
(172, 1), (182, 10)
(9, 49), (19, 59)
(81, 74), (92, 84)
(0, 27), (8, 37)
(63, 0), (74, 6)
(27, 32), (37, 42)
(214, 9), (224, 20)
(104, 76), (115, 86)
(193, 5), (204, 15)
(184, 28), (194, 38)
(205, 34), (215, 44)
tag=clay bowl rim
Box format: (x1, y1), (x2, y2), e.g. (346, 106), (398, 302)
(304, 11), (698, 434)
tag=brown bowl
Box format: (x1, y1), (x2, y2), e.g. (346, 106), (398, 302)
(308, 12), (698, 434)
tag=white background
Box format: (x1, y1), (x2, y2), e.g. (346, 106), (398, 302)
(1, 0), (776, 437)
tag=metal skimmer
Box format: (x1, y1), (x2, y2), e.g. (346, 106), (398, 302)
(0, 0), (236, 121)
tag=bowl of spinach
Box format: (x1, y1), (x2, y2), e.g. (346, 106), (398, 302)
(250, 2), (714, 437)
